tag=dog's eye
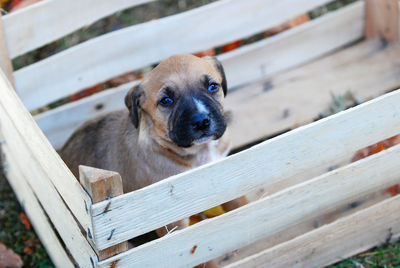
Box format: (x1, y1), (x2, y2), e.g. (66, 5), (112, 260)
(159, 96), (174, 107)
(208, 83), (219, 93)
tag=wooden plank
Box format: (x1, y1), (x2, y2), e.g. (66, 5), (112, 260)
(91, 89), (400, 249)
(217, 189), (391, 266)
(226, 38), (400, 148)
(97, 144), (400, 267)
(14, 0), (333, 111)
(79, 166), (128, 260)
(35, 2), (366, 150)
(220, 1), (364, 89)
(0, 14), (14, 86)
(365, 0), (399, 41)
(1, 146), (75, 268)
(2, 0), (155, 58)
(1, 143), (97, 268)
(0, 70), (95, 247)
(35, 80), (138, 150)
(226, 195), (400, 268)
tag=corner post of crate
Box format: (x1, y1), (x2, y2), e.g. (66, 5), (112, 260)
(79, 165), (128, 261)
(0, 13), (15, 87)
(364, 0), (399, 41)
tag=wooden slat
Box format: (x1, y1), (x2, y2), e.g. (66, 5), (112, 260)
(226, 195), (400, 268)
(14, 0), (333, 111)
(216, 189), (391, 266)
(97, 145), (400, 267)
(220, 1), (364, 89)
(35, 80), (138, 150)
(91, 89), (400, 249)
(35, 2), (367, 150)
(365, 0), (399, 41)
(79, 166), (128, 260)
(2, 146), (75, 268)
(226, 38), (400, 148)
(0, 14), (14, 86)
(0, 140), (97, 267)
(0, 70), (95, 247)
(2, 0), (155, 58)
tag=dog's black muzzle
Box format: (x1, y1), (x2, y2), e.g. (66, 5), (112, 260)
(169, 93), (226, 148)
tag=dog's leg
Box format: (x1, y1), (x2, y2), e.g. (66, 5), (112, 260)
(221, 196), (248, 212)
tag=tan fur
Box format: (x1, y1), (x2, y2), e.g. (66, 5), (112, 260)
(60, 55), (246, 264)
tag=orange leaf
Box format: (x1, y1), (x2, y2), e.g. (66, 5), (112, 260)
(19, 212), (31, 230)
(386, 184), (400, 196)
(23, 247), (34, 254)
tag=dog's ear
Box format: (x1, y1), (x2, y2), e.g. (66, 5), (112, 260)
(125, 84), (143, 128)
(204, 56), (228, 96)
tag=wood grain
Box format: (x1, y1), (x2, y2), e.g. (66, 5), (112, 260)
(226, 195), (400, 268)
(226, 39), (400, 148)
(365, 0), (399, 41)
(14, 0), (332, 111)
(220, 1), (364, 89)
(79, 166), (128, 260)
(0, 127), (97, 267)
(91, 89), (400, 249)
(97, 144), (400, 267)
(2, 145), (75, 268)
(2, 0), (155, 58)
(0, 14), (14, 86)
(35, 2), (366, 150)
(0, 70), (95, 255)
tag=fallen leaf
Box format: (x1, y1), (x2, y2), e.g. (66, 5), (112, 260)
(23, 247), (34, 254)
(19, 212), (31, 230)
(0, 243), (23, 268)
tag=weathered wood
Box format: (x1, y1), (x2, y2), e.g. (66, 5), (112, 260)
(226, 195), (400, 268)
(220, 1), (364, 89)
(226, 39), (400, 148)
(2, 0), (155, 58)
(0, 135), (97, 267)
(14, 0), (333, 111)
(91, 89), (400, 249)
(365, 0), (399, 41)
(35, 2), (367, 150)
(2, 145), (74, 268)
(0, 14), (14, 86)
(79, 166), (128, 260)
(0, 70), (96, 256)
(217, 189), (390, 266)
(97, 144), (400, 267)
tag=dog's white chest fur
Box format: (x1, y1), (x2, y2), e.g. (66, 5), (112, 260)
(195, 140), (228, 166)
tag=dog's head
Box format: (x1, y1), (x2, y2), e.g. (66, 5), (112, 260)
(125, 54), (228, 148)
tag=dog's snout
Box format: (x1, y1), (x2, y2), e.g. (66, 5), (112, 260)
(193, 114), (211, 131)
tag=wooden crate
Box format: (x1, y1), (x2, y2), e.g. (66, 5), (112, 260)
(0, 0), (400, 267)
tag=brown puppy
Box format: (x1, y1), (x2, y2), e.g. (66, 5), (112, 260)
(60, 55), (246, 262)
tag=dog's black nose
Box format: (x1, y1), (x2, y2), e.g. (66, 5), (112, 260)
(193, 114), (211, 131)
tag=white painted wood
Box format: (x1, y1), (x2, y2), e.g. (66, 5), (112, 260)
(0, 70), (95, 245)
(226, 195), (400, 268)
(2, 0), (155, 58)
(0, 14), (14, 87)
(35, 81), (138, 149)
(91, 89), (400, 249)
(220, 1), (364, 89)
(35, 2), (370, 150)
(97, 144), (400, 266)
(226, 38), (400, 148)
(2, 146), (75, 268)
(14, 0), (333, 111)
(0, 141), (97, 267)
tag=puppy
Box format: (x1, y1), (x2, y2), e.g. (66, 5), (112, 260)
(61, 55), (246, 265)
